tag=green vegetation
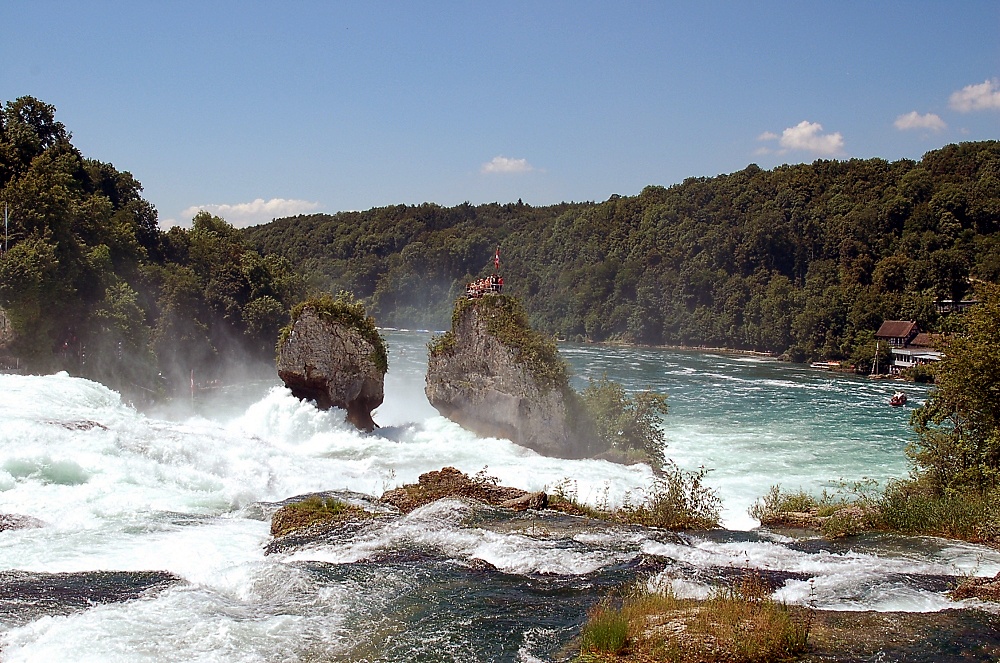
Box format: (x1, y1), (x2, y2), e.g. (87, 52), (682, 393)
(577, 574), (810, 662)
(246, 141), (1000, 363)
(750, 485), (854, 520)
(908, 283), (1000, 491)
(270, 495), (372, 537)
(754, 289), (1000, 544)
(749, 483), (874, 539)
(901, 363), (937, 383)
(880, 283), (1000, 543)
(550, 469), (721, 530)
(0, 96), (305, 394)
(580, 376), (669, 468)
(875, 480), (999, 542)
(279, 291), (388, 374)
(430, 294), (569, 389)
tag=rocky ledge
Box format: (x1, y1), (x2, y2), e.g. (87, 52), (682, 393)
(380, 467), (548, 514)
(276, 294), (387, 431)
(425, 295), (593, 458)
(952, 571), (1000, 602)
(266, 468), (551, 542)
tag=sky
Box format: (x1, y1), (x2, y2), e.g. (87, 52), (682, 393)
(2, 1), (998, 229)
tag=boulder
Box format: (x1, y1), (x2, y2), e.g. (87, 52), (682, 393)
(0, 513), (44, 532)
(277, 296), (387, 431)
(952, 572), (1000, 602)
(425, 296), (589, 457)
(380, 466), (547, 514)
(270, 495), (373, 538)
(501, 491), (548, 511)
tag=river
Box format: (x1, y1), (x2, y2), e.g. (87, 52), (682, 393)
(0, 331), (997, 661)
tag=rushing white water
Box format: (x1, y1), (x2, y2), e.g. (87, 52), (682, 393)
(0, 332), (997, 662)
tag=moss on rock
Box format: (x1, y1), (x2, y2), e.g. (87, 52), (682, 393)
(279, 291), (387, 375)
(430, 295), (568, 390)
(270, 495), (373, 537)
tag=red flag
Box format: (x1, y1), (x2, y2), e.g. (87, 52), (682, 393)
(494, 246), (500, 271)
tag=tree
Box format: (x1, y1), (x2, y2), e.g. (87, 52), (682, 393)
(0, 234), (62, 363)
(581, 376), (669, 468)
(909, 283), (1000, 490)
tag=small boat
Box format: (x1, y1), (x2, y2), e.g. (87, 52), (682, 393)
(890, 392), (908, 407)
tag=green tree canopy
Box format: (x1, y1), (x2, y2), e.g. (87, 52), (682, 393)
(909, 283), (1000, 491)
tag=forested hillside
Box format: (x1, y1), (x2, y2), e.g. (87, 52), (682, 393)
(245, 141), (1000, 363)
(0, 97), (304, 392)
(2, 94), (997, 390)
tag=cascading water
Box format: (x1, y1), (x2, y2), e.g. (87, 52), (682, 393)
(0, 331), (997, 662)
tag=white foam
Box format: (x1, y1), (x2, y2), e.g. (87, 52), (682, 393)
(283, 498), (632, 576)
(0, 342), (987, 659)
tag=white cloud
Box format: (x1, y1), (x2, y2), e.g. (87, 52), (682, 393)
(777, 120), (845, 156)
(757, 131), (778, 141)
(481, 155), (535, 174)
(949, 79), (1000, 112)
(894, 111), (947, 132)
(181, 197), (321, 228)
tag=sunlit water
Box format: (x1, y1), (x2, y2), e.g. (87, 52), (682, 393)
(0, 331), (997, 662)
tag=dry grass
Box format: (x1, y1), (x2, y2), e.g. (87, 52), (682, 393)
(577, 573), (811, 662)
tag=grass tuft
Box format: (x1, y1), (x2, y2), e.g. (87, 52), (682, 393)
(270, 495), (372, 537)
(549, 466), (721, 530)
(751, 481), (1000, 545)
(577, 573), (811, 662)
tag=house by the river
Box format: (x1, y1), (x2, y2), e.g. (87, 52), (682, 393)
(875, 320), (943, 373)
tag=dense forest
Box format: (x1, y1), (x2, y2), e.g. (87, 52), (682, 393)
(1, 95), (998, 394)
(0, 97), (305, 393)
(245, 141), (1000, 364)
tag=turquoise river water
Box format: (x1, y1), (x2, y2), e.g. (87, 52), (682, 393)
(0, 330), (997, 661)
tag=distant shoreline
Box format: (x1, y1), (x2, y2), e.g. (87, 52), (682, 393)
(564, 338), (782, 359)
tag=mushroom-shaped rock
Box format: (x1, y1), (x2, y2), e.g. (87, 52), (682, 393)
(277, 294), (387, 431)
(425, 295), (592, 458)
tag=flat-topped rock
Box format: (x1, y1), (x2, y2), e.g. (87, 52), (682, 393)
(380, 466), (547, 513)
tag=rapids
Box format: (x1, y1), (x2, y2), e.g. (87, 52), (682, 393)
(0, 330), (997, 661)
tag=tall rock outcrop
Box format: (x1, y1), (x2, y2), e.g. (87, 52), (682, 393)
(425, 295), (592, 458)
(276, 294), (387, 431)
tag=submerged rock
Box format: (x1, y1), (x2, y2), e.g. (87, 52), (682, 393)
(425, 296), (593, 457)
(0, 570), (179, 627)
(380, 467), (548, 514)
(276, 294), (387, 431)
(0, 513), (44, 532)
(804, 608), (1000, 662)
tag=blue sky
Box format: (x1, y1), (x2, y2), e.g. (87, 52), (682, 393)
(2, 2), (998, 228)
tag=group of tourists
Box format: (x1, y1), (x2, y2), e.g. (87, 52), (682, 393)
(466, 274), (503, 299)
